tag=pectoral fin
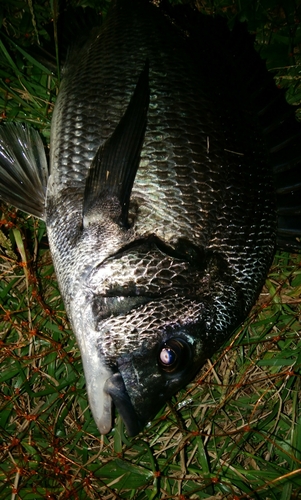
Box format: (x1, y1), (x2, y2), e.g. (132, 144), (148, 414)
(0, 123), (48, 219)
(83, 60), (150, 227)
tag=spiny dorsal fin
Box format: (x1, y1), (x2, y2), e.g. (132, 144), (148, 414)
(83, 60), (150, 227)
(0, 123), (48, 219)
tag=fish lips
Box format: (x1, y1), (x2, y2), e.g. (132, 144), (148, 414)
(104, 373), (144, 436)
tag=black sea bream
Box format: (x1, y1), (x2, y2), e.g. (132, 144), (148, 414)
(0, 0), (300, 436)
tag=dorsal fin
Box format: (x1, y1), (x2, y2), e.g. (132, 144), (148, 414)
(83, 60), (150, 227)
(0, 123), (48, 219)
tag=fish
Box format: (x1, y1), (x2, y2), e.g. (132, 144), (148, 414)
(0, 0), (300, 437)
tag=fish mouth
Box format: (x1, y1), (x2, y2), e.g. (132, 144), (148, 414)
(79, 332), (142, 436)
(86, 365), (143, 436)
(75, 290), (147, 436)
(104, 373), (144, 436)
(81, 356), (114, 435)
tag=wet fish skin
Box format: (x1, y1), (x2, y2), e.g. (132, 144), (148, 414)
(0, 0), (277, 435)
(46, 0), (275, 433)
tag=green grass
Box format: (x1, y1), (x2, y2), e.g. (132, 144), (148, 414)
(0, 1), (301, 499)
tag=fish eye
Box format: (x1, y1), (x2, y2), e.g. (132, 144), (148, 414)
(158, 338), (190, 373)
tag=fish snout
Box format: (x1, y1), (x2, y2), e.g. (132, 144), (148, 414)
(104, 373), (144, 437)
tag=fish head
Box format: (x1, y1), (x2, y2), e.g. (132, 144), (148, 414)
(70, 258), (206, 435)
(76, 293), (208, 436)
(71, 243), (242, 437)
(103, 305), (208, 435)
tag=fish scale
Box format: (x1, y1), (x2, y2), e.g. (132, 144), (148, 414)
(0, 0), (288, 436)
(88, 247), (205, 302)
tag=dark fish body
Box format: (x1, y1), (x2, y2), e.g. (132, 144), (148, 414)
(46, 0), (277, 434)
(1, 0), (297, 436)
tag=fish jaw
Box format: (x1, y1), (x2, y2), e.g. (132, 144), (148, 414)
(104, 373), (144, 436)
(73, 320), (114, 434)
(71, 287), (143, 436)
(70, 283), (145, 436)
(69, 301), (144, 435)
(66, 284), (116, 435)
(81, 347), (113, 435)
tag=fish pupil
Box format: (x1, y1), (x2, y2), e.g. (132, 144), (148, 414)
(160, 347), (176, 366)
(158, 338), (190, 373)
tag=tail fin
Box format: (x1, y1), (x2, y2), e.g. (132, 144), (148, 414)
(0, 123), (48, 219)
